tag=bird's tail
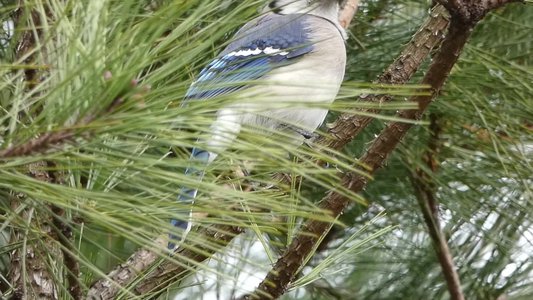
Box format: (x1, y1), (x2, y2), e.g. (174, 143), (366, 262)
(169, 147), (213, 249)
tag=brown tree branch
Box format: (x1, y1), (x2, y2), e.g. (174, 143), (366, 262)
(239, 1), (523, 299)
(318, 4), (450, 150)
(436, 0), (523, 24)
(50, 205), (82, 300)
(87, 4), (453, 299)
(410, 114), (465, 300)
(11, 4), (45, 91)
(48, 165), (82, 300)
(0, 77), (143, 159)
(4, 7), (136, 299)
(8, 162), (62, 300)
(87, 225), (243, 299)
(5, 4), (65, 300)
(0, 131), (78, 158)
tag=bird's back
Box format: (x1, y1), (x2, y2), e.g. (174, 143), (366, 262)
(213, 13), (346, 134)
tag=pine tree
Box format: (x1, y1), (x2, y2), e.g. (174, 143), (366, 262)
(1, 0), (530, 299)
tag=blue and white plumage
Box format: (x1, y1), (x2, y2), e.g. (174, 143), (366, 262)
(170, 0), (346, 249)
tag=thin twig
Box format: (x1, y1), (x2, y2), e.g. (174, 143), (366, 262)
(410, 114), (465, 300)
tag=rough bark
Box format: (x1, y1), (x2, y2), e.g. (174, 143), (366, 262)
(8, 162), (62, 300)
(317, 4), (450, 150)
(6, 4), (64, 300)
(49, 165), (82, 300)
(87, 226), (243, 299)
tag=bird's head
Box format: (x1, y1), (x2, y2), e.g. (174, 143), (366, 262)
(267, 0), (343, 20)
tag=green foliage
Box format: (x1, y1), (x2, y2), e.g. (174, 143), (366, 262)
(0, 0), (531, 299)
(330, 2), (533, 300)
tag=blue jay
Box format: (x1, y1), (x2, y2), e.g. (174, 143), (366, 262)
(170, 0), (346, 249)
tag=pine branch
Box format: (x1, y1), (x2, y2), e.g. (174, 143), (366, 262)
(6, 4), (63, 299)
(410, 114), (465, 300)
(436, 0), (523, 24)
(87, 225), (243, 299)
(50, 205), (82, 300)
(239, 1), (523, 299)
(49, 165), (82, 300)
(317, 4), (450, 150)
(3, 6), (139, 299)
(87, 4), (453, 299)
(8, 162), (61, 300)
(0, 76), (145, 159)
(292, 0), (449, 257)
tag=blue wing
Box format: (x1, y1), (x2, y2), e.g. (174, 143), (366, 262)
(169, 14), (315, 249)
(184, 14), (314, 101)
